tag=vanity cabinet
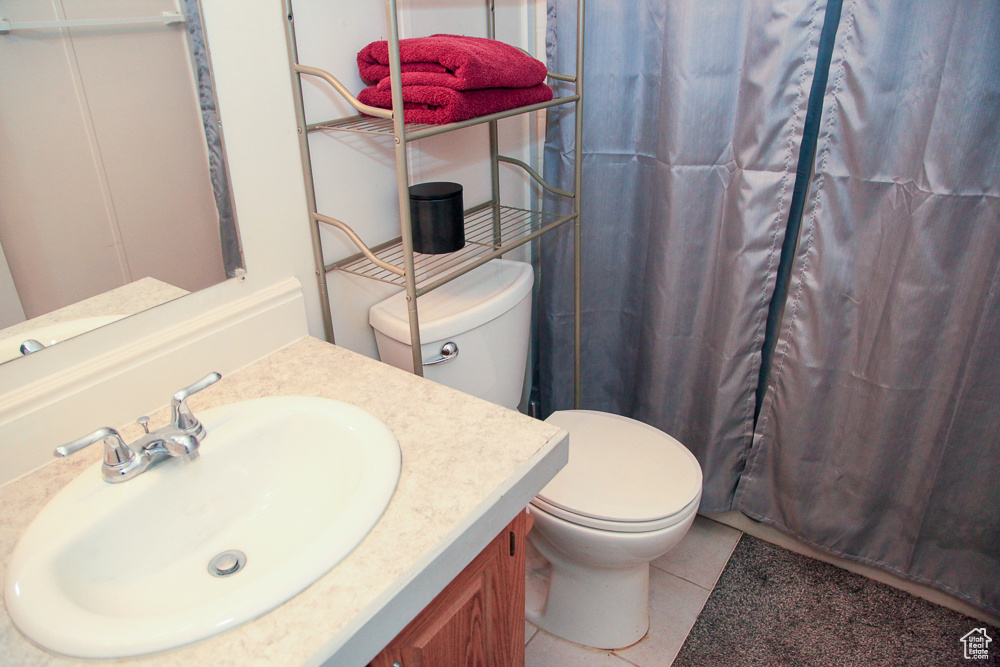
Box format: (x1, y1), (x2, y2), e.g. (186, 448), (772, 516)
(369, 511), (530, 667)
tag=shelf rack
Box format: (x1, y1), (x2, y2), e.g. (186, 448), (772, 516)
(284, 0), (584, 407)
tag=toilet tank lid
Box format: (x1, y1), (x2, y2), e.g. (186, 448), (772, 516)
(369, 259), (533, 343)
(537, 410), (703, 524)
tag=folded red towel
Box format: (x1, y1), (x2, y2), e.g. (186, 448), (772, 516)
(358, 35), (548, 91)
(357, 83), (554, 125)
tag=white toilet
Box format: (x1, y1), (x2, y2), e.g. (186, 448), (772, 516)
(528, 410), (702, 648)
(369, 259), (703, 650)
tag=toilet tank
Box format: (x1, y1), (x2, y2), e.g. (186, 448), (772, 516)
(369, 259), (533, 410)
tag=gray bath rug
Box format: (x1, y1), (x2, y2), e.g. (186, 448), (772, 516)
(672, 535), (1000, 667)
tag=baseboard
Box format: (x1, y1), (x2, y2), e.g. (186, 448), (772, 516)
(708, 511), (1000, 628)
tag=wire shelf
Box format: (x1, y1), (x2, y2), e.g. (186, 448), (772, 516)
(307, 95), (579, 141)
(330, 205), (563, 287)
(309, 114), (435, 137)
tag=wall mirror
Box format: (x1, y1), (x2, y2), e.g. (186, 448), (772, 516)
(0, 0), (243, 366)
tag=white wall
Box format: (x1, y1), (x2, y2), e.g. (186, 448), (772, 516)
(0, 243), (25, 329)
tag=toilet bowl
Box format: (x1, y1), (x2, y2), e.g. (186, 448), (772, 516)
(526, 410), (702, 649)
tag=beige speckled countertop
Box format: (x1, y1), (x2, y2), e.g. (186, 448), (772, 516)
(0, 336), (567, 666)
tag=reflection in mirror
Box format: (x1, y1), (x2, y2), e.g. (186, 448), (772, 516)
(0, 277), (187, 363)
(0, 0), (243, 364)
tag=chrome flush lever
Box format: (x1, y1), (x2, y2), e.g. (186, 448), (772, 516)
(422, 341), (459, 366)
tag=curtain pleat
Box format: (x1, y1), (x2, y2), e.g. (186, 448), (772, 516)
(737, 0), (1000, 615)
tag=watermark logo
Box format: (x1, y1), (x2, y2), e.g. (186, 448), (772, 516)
(960, 628), (993, 660)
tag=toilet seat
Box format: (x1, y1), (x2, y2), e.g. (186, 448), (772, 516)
(530, 494), (700, 533)
(536, 410), (702, 533)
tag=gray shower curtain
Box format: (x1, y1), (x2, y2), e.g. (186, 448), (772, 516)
(182, 0), (240, 277)
(736, 0), (1000, 616)
(542, 0), (1000, 616)
(540, 0), (832, 510)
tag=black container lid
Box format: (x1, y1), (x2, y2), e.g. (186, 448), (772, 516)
(409, 181), (463, 201)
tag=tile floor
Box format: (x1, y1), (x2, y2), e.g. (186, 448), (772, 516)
(524, 515), (742, 667)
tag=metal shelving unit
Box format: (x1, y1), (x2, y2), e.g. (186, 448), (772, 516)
(284, 0), (585, 406)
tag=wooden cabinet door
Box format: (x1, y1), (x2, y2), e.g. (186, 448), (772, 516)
(371, 511), (529, 667)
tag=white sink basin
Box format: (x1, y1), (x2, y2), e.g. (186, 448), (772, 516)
(0, 315), (124, 363)
(4, 396), (401, 659)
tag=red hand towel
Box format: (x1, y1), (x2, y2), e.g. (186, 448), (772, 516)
(358, 35), (548, 91)
(357, 83), (554, 125)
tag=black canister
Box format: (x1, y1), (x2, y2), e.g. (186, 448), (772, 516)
(408, 182), (465, 254)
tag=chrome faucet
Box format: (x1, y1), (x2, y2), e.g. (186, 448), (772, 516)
(54, 372), (222, 483)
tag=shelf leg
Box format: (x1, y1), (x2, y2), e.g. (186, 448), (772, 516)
(385, 0), (424, 376)
(284, 0), (335, 344)
(489, 121), (503, 248)
(573, 0), (586, 409)
(486, 2), (503, 249)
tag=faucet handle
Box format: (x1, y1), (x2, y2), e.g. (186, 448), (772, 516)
(171, 372), (222, 437)
(55, 427), (136, 468)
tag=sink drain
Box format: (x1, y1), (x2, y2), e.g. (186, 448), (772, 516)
(208, 550), (247, 577)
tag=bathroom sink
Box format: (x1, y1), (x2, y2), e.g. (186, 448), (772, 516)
(4, 396), (401, 659)
(0, 314), (123, 362)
